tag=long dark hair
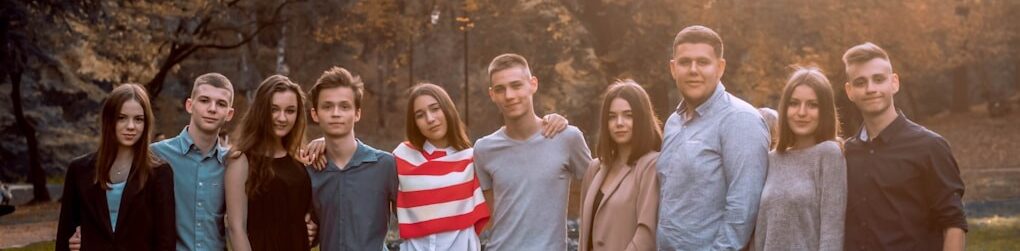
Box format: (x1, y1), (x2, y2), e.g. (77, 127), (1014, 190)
(95, 84), (159, 191)
(231, 75), (308, 196)
(776, 67), (841, 152)
(405, 83), (471, 151)
(596, 80), (663, 167)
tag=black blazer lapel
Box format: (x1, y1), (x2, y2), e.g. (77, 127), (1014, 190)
(113, 166), (146, 235)
(78, 164), (115, 237)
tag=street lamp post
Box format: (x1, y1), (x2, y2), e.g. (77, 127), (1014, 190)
(411, 6), (442, 88)
(457, 15), (474, 127)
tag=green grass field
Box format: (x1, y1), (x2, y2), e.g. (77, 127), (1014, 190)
(9, 216), (1018, 251)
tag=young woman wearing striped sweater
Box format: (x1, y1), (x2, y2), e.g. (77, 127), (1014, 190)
(391, 83), (571, 250)
(392, 83), (489, 251)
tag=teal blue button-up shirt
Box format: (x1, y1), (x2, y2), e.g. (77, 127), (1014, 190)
(307, 140), (397, 251)
(151, 127), (228, 251)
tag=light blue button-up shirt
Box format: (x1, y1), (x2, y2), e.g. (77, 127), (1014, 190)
(151, 127), (228, 251)
(656, 83), (769, 250)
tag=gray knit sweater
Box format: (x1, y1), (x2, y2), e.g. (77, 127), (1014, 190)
(752, 140), (847, 251)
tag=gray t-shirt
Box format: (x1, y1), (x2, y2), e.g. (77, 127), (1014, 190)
(753, 140), (846, 251)
(475, 126), (592, 251)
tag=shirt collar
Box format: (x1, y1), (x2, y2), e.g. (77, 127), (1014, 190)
(422, 141), (453, 155)
(856, 111), (907, 144)
(675, 82), (727, 119)
(328, 139), (381, 170)
(175, 126), (227, 163)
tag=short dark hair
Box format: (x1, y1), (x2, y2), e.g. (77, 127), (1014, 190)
(842, 42), (891, 67)
(672, 25), (724, 59)
(310, 66), (364, 109)
(487, 53), (531, 82)
(191, 73), (235, 103)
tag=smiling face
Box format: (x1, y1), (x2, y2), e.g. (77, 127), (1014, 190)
(311, 86), (360, 138)
(786, 85), (821, 140)
(116, 100), (146, 148)
(186, 84), (234, 134)
(412, 94), (449, 147)
(488, 66), (537, 121)
(270, 90), (299, 138)
(669, 43), (726, 108)
(607, 97), (634, 145)
(845, 58), (899, 117)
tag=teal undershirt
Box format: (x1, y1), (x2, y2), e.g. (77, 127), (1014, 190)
(106, 182), (127, 231)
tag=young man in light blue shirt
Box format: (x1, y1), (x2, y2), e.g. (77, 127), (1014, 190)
(151, 73), (236, 251)
(656, 26), (770, 250)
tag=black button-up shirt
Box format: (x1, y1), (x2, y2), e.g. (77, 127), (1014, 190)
(844, 114), (967, 250)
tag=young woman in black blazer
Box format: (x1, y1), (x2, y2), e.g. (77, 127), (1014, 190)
(56, 84), (175, 251)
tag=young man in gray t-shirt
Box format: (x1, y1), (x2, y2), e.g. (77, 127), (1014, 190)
(474, 53), (592, 250)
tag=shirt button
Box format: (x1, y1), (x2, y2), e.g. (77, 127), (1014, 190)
(199, 182), (204, 186)
(197, 222), (202, 227)
(869, 149), (874, 154)
(198, 202), (203, 207)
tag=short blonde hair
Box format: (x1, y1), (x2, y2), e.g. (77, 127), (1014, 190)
(842, 42), (891, 66)
(487, 53), (531, 82)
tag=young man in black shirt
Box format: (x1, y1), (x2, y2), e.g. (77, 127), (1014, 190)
(841, 42), (967, 251)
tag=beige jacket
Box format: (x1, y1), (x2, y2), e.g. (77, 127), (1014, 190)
(579, 151), (660, 251)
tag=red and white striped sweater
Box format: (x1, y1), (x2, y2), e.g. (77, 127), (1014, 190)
(393, 142), (490, 239)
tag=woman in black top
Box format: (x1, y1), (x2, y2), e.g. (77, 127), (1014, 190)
(56, 84), (175, 251)
(225, 75), (314, 251)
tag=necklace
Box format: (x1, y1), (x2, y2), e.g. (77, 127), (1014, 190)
(111, 164), (130, 179)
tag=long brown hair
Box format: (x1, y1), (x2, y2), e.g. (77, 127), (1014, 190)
(231, 75), (308, 196)
(776, 67), (841, 152)
(405, 83), (471, 151)
(596, 80), (663, 167)
(95, 84), (159, 191)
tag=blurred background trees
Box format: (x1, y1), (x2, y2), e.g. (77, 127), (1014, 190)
(3, 0), (1019, 202)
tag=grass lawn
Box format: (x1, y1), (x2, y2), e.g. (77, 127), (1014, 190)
(967, 215), (1020, 250)
(5, 241), (53, 251)
(5, 241), (325, 251)
(8, 216), (1018, 251)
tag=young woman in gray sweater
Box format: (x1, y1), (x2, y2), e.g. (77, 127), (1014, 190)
(753, 67), (847, 251)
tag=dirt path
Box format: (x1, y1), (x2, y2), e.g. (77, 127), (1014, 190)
(0, 221), (58, 248)
(0, 202), (60, 249)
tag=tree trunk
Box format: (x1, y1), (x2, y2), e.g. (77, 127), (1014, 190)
(376, 51), (388, 128)
(276, 25), (288, 75)
(2, 16), (51, 203)
(1015, 58), (1020, 92)
(900, 75), (921, 119)
(9, 64), (51, 203)
(952, 65), (970, 113)
(978, 61), (994, 102)
(146, 44), (197, 101)
(146, 49), (184, 101)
